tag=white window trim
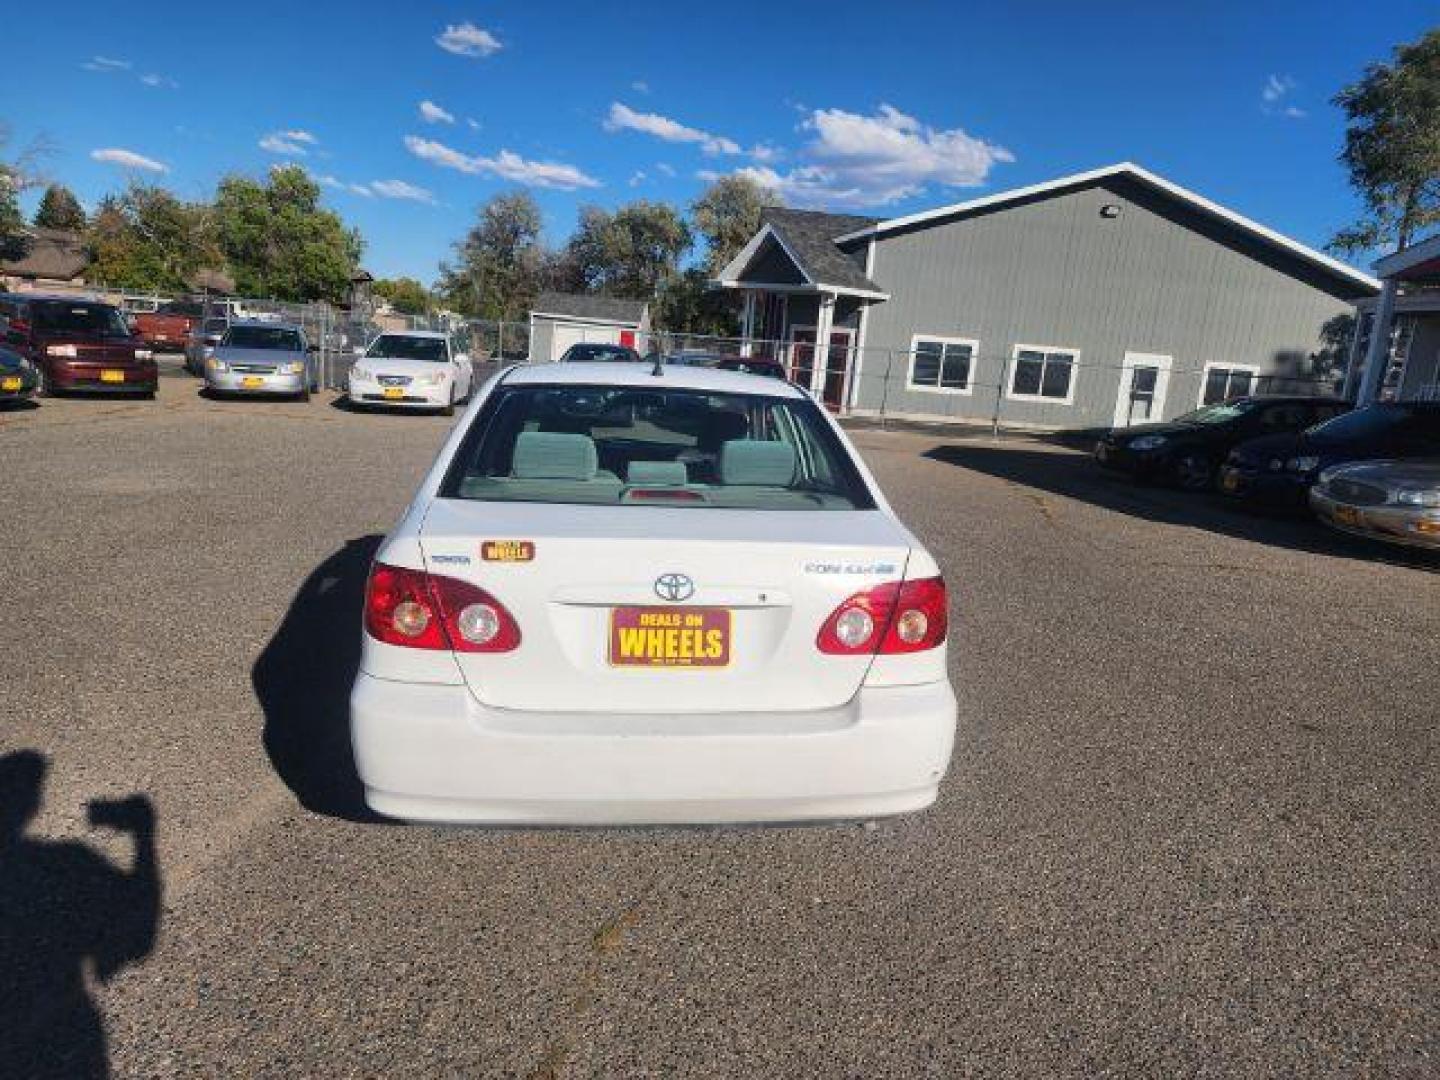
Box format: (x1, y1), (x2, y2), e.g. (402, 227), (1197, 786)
(906, 333), (978, 396)
(1197, 361), (1262, 407)
(1006, 343), (1080, 405)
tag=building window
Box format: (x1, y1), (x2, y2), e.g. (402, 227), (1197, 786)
(1008, 345), (1078, 404)
(1199, 363), (1260, 406)
(907, 335), (976, 394)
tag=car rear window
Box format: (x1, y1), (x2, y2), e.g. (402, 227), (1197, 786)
(560, 344), (641, 363)
(32, 301), (130, 337)
(441, 384), (875, 511)
(223, 326), (303, 351)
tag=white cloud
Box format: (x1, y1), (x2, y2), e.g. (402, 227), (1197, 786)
(656, 162), (676, 177)
(1261, 75), (1306, 118)
(370, 179), (436, 203)
(140, 73), (179, 89)
(603, 102), (744, 156)
(91, 147), (168, 173)
(628, 170), (647, 187)
(404, 135), (601, 190)
(419, 100), (455, 124)
(631, 80), (650, 94)
(82, 55), (131, 71)
(466, 117), (482, 130)
(436, 22), (502, 58)
(259, 129), (318, 156)
(721, 104), (1012, 208)
(317, 174), (375, 197)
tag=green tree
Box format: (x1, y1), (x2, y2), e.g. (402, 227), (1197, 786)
(566, 201), (691, 299)
(437, 190), (544, 320)
(373, 276), (433, 315)
(654, 267), (741, 335)
(34, 184), (86, 231)
(1330, 28), (1440, 255)
(86, 184), (219, 292)
(214, 165), (362, 302)
(0, 167), (22, 261)
(690, 173), (778, 274)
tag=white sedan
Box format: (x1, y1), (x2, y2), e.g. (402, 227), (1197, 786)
(350, 361), (957, 824)
(347, 331), (474, 414)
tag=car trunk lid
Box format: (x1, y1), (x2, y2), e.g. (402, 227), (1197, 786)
(419, 499), (912, 713)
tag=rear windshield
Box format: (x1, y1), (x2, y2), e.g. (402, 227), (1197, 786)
(223, 326), (302, 351)
(560, 344), (641, 363)
(32, 301), (130, 338)
(442, 384), (875, 511)
(367, 334), (447, 362)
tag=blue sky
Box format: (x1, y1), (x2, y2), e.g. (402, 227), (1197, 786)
(7, 1), (1435, 284)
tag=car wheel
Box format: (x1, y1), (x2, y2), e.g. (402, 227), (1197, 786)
(442, 388), (455, 417)
(38, 369), (56, 398)
(1173, 451), (1214, 491)
(299, 385), (311, 402)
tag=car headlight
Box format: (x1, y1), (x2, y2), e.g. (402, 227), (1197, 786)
(1396, 489), (1440, 508)
(209, 358), (229, 373)
(1286, 456), (1320, 474)
(1129, 435), (1167, 451)
(418, 371), (449, 386)
(134, 348), (153, 360)
(46, 344), (78, 358)
(1267, 458), (1285, 472)
(350, 365), (371, 380)
(283, 361), (306, 375)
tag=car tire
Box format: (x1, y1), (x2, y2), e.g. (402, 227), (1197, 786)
(442, 389), (455, 417)
(299, 386), (311, 403)
(37, 368), (56, 398)
(1173, 451), (1214, 491)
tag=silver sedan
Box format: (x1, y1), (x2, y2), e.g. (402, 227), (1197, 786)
(1310, 459), (1440, 550)
(204, 322), (315, 400)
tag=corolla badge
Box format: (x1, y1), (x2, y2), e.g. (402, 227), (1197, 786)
(654, 573), (695, 602)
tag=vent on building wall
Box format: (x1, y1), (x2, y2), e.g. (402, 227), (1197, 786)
(1100, 204), (1122, 219)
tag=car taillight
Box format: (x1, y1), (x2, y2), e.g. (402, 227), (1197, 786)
(816, 576), (948, 655)
(363, 561), (521, 652)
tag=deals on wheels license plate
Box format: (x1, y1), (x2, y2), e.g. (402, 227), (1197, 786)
(609, 607), (731, 668)
(100, 369), (125, 383)
(241, 376), (264, 389)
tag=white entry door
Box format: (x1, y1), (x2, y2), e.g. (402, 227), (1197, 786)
(1113, 352), (1172, 427)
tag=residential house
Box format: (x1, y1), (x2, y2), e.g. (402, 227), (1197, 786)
(1345, 230), (1440, 404)
(528, 292), (651, 363)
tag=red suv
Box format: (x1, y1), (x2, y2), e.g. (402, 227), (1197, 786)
(0, 294), (158, 397)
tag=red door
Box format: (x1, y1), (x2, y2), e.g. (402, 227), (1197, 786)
(788, 329), (816, 390)
(820, 330), (854, 410)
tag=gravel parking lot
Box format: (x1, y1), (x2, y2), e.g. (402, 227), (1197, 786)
(2, 369), (1436, 1078)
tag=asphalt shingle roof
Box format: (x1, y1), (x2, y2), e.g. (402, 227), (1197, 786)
(759, 208), (884, 293)
(532, 292), (648, 325)
(2, 229), (89, 281)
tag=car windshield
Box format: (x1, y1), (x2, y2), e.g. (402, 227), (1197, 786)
(223, 325), (303, 351)
(1171, 401), (1259, 425)
(1307, 406), (1421, 440)
(31, 301), (131, 338)
(561, 344), (641, 363)
(443, 384), (875, 511)
(367, 335), (448, 362)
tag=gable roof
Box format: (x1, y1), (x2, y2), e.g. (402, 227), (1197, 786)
(833, 162), (1378, 294)
(2, 228), (89, 281)
(714, 209), (888, 298)
(531, 291), (648, 325)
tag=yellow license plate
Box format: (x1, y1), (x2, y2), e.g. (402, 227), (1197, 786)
(1333, 506), (1362, 527)
(609, 607), (731, 668)
(383, 387), (405, 400)
(241, 376), (264, 388)
(100, 369), (125, 383)
(1, 377), (20, 391)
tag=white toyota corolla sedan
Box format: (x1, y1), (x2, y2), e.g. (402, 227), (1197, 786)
(349, 361), (957, 824)
(347, 330), (474, 414)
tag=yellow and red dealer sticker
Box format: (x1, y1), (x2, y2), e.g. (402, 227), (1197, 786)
(609, 607), (731, 668)
(481, 540), (535, 562)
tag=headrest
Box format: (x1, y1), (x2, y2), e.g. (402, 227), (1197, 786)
(626, 460), (689, 486)
(511, 431), (598, 480)
(717, 439), (797, 487)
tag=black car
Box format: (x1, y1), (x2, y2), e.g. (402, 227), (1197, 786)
(716, 357), (788, 380)
(1219, 402), (1440, 511)
(1095, 396), (1349, 490)
(0, 345), (38, 404)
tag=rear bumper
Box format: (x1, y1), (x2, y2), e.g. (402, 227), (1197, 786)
(350, 673), (958, 824)
(50, 364), (157, 392)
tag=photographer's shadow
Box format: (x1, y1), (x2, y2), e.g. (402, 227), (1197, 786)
(255, 534), (386, 823)
(0, 751), (160, 1080)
